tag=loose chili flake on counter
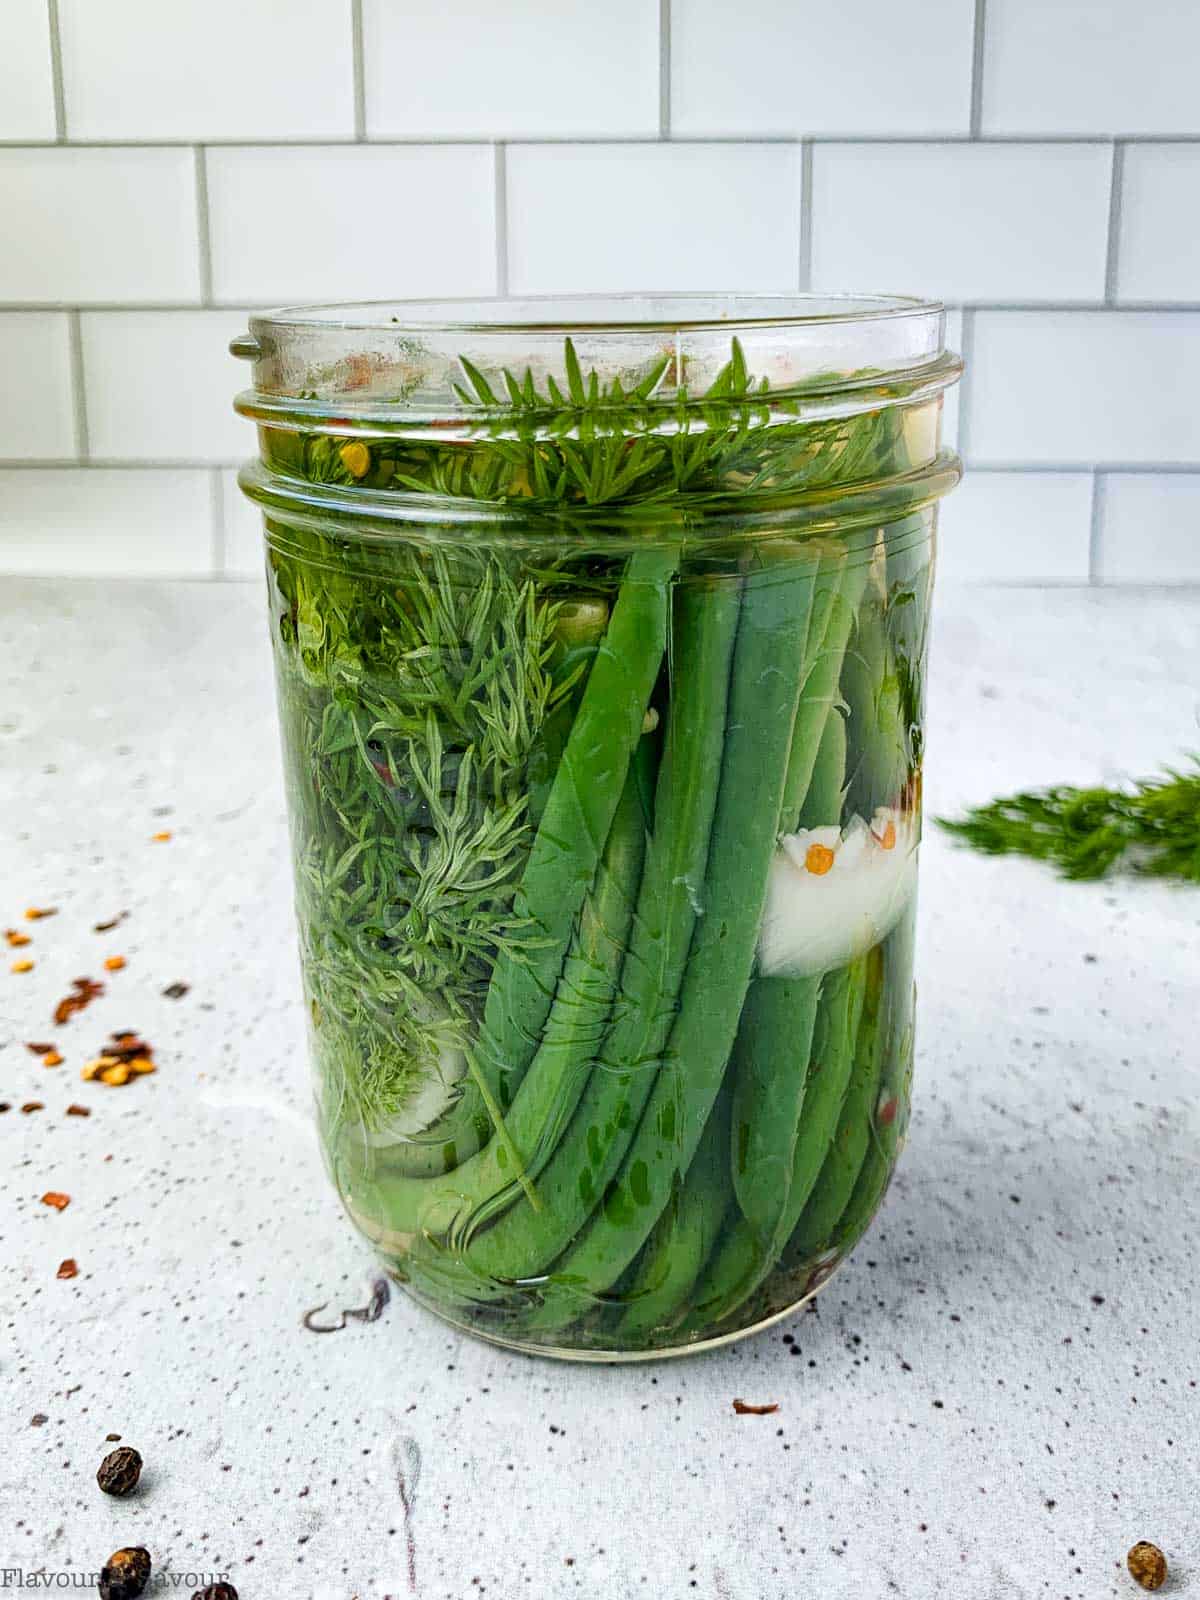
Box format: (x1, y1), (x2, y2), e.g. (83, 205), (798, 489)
(82, 1032), (157, 1087)
(41, 1050), (64, 1068)
(731, 1399), (780, 1416)
(21, 1101), (44, 1113)
(25, 906), (58, 920)
(26, 1041), (55, 1056)
(4, 929), (32, 948)
(57, 1258), (79, 1280)
(93, 913), (128, 933)
(11, 959), (34, 974)
(150, 831), (172, 843)
(55, 977), (105, 1026)
(41, 1191), (71, 1211)
(103, 956), (127, 973)
(162, 982), (190, 1000)
(66, 1104), (92, 1117)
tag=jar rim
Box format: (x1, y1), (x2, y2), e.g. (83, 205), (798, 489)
(242, 291), (942, 338)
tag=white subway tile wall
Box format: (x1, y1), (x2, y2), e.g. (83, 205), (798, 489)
(969, 312), (1200, 465)
(0, 0), (1197, 584)
(0, 0), (56, 140)
(935, 472), (1095, 584)
(362, 1), (659, 138)
(56, 0), (356, 141)
(206, 145), (497, 303)
(671, 0), (974, 135)
(1096, 475), (1200, 584)
(0, 148), (201, 303)
(809, 144), (1113, 304)
(80, 310), (253, 463)
(507, 144), (801, 293)
(981, 0), (1200, 136)
(0, 314), (77, 462)
(1117, 145), (1200, 303)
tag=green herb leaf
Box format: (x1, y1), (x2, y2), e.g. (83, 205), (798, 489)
(938, 760), (1200, 882)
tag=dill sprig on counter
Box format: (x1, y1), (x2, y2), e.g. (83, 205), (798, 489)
(938, 760), (1200, 882)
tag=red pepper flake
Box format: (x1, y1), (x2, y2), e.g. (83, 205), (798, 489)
(26, 1041), (55, 1056)
(24, 906), (58, 921)
(66, 1104), (91, 1118)
(11, 958), (34, 973)
(21, 1101), (44, 1114)
(93, 913), (128, 933)
(4, 928), (32, 948)
(81, 1032), (157, 1087)
(0, 1102), (10, 1113)
(150, 831), (172, 843)
(41, 1191), (71, 1211)
(732, 1399), (780, 1416)
(103, 955), (126, 973)
(41, 1050), (64, 1068)
(162, 982), (189, 1000)
(57, 1258), (79, 1280)
(53, 977), (105, 1026)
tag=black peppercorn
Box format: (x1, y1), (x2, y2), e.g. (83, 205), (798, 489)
(96, 1446), (143, 1497)
(99, 1546), (151, 1600)
(196, 1585), (239, 1600)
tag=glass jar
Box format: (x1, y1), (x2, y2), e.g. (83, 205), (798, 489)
(232, 294), (961, 1361)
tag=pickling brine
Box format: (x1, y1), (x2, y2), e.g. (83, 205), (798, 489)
(233, 294), (960, 1359)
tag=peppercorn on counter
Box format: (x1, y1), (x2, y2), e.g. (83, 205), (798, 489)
(1, 575), (1195, 1596)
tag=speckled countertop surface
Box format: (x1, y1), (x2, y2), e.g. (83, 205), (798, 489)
(1, 578), (1197, 1600)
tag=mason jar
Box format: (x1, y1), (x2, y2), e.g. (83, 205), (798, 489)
(231, 294), (961, 1360)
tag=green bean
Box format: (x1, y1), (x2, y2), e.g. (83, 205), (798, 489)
(779, 541), (870, 827)
(729, 697), (845, 1244)
(526, 546), (815, 1330)
(821, 907), (916, 1261)
(527, 598), (611, 825)
(413, 546), (675, 1162)
(612, 1082), (732, 1344)
(364, 574), (738, 1294)
(352, 751), (649, 1246)
(478, 546), (676, 1113)
(686, 956), (868, 1328)
(449, 574), (742, 1284)
(784, 943), (887, 1263)
(726, 539), (874, 1250)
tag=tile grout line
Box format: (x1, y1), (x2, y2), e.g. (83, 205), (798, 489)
(351, 0), (367, 142)
(493, 144), (509, 295)
(1087, 470), (1107, 583)
(193, 147), (214, 306)
(797, 141), (813, 291)
(11, 133), (1200, 151)
(209, 466), (227, 577)
(65, 309), (89, 460)
(968, 0), (988, 137)
(658, 0), (671, 139)
(1103, 141), (1126, 303)
(45, 0), (67, 142)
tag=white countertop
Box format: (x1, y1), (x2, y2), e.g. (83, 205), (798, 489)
(1, 579), (1197, 1600)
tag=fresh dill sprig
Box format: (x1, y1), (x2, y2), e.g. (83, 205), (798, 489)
(273, 541), (570, 1134)
(938, 760), (1200, 882)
